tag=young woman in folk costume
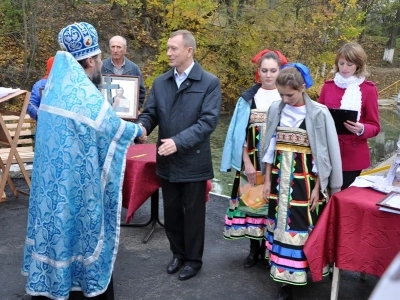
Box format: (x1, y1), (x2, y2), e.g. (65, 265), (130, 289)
(220, 49), (288, 268)
(262, 65), (342, 300)
(319, 42), (380, 189)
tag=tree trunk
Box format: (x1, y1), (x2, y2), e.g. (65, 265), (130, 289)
(321, 62), (326, 77)
(21, 0), (38, 86)
(383, 7), (400, 64)
(223, 0), (234, 22)
(237, 0), (245, 18)
(22, 0), (28, 78)
(357, 0), (376, 42)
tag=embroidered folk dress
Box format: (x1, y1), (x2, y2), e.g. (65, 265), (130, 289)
(22, 51), (142, 299)
(224, 88), (280, 239)
(265, 105), (328, 285)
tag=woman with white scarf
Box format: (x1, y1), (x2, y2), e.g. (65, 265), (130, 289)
(319, 42), (380, 189)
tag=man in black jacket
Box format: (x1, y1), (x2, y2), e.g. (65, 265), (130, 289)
(137, 30), (221, 281)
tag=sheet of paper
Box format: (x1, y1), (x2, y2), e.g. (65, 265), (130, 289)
(0, 87), (20, 99)
(350, 175), (385, 188)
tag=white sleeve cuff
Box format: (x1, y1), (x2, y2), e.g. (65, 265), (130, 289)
(356, 124), (365, 136)
(262, 133), (276, 164)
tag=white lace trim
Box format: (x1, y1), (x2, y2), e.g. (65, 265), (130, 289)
(334, 73), (365, 121)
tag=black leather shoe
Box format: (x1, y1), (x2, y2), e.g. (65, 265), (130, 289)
(178, 266), (200, 281)
(167, 258), (183, 274)
(244, 239), (261, 268)
(276, 284), (293, 300)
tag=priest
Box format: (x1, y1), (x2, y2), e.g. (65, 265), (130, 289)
(21, 22), (144, 299)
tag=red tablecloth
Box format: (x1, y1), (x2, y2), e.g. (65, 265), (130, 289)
(304, 186), (400, 282)
(122, 144), (161, 224)
(122, 143), (213, 224)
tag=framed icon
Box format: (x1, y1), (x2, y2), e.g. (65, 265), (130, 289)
(376, 191), (400, 214)
(100, 75), (140, 120)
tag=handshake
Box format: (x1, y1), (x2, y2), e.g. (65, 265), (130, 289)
(136, 123), (147, 144)
(134, 122), (177, 156)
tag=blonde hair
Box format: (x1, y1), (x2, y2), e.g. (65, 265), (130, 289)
(276, 67), (304, 91)
(333, 42), (368, 77)
(170, 30), (196, 54)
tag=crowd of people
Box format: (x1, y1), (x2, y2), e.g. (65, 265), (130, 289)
(23, 20), (379, 300)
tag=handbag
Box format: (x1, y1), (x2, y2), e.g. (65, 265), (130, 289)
(238, 171), (269, 215)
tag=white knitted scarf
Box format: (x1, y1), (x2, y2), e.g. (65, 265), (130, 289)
(334, 73), (365, 121)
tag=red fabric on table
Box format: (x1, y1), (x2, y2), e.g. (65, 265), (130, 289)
(122, 144), (213, 223)
(304, 187), (400, 282)
(205, 179), (212, 203)
(122, 144), (161, 224)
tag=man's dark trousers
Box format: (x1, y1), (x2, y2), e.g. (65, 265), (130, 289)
(161, 179), (207, 269)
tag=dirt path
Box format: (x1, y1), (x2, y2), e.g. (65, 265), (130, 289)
(368, 66), (400, 91)
(370, 66), (400, 74)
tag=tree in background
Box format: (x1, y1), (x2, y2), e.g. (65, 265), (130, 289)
(137, 0), (366, 107)
(0, 0), (398, 108)
(383, 2), (400, 64)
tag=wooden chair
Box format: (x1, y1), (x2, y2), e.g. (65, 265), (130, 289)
(0, 114), (36, 164)
(0, 90), (33, 202)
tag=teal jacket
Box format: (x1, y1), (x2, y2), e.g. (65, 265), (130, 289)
(220, 84), (260, 172)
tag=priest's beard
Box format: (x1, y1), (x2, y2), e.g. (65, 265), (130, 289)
(92, 72), (102, 87)
(91, 58), (102, 87)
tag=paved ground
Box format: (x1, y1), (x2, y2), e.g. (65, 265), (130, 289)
(0, 179), (379, 300)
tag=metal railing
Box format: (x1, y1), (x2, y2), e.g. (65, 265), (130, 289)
(379, 80), (400, 100)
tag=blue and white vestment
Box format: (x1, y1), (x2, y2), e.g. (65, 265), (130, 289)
(22, 51), (141, 299)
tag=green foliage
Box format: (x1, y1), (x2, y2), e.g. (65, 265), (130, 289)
(364, 0), (400, 36)
(2, 0), (400, 109)
(109, 0), (129, 5)
(0, 0), (23, 34)
(138, 0), (376, 107)
(145, 0), (220, 88)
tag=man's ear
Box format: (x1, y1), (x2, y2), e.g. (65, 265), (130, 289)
(87, 57), (95, 67)
(187, 47), (193, 57)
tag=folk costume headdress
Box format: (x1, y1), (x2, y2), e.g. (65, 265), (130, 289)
(43, 56), (54, 79)
(251, 49), (288, 83)
(283, 62), (314, 89)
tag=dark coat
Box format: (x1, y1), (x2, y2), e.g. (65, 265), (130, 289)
(137, 62), (222, 182)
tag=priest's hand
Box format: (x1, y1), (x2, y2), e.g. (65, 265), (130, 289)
(137, 125), (147, 144)
(158, 138), (177, 156)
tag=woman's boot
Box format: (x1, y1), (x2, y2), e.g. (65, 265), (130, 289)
(276, 284), (293, 300)
(260, 240), (266, 259)
(260, 240), (271, 269)
(244, 239), (260, 268)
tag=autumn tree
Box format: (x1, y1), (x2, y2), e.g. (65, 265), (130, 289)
(0, 0), (396, 107)
(0, 0), (85, 88)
